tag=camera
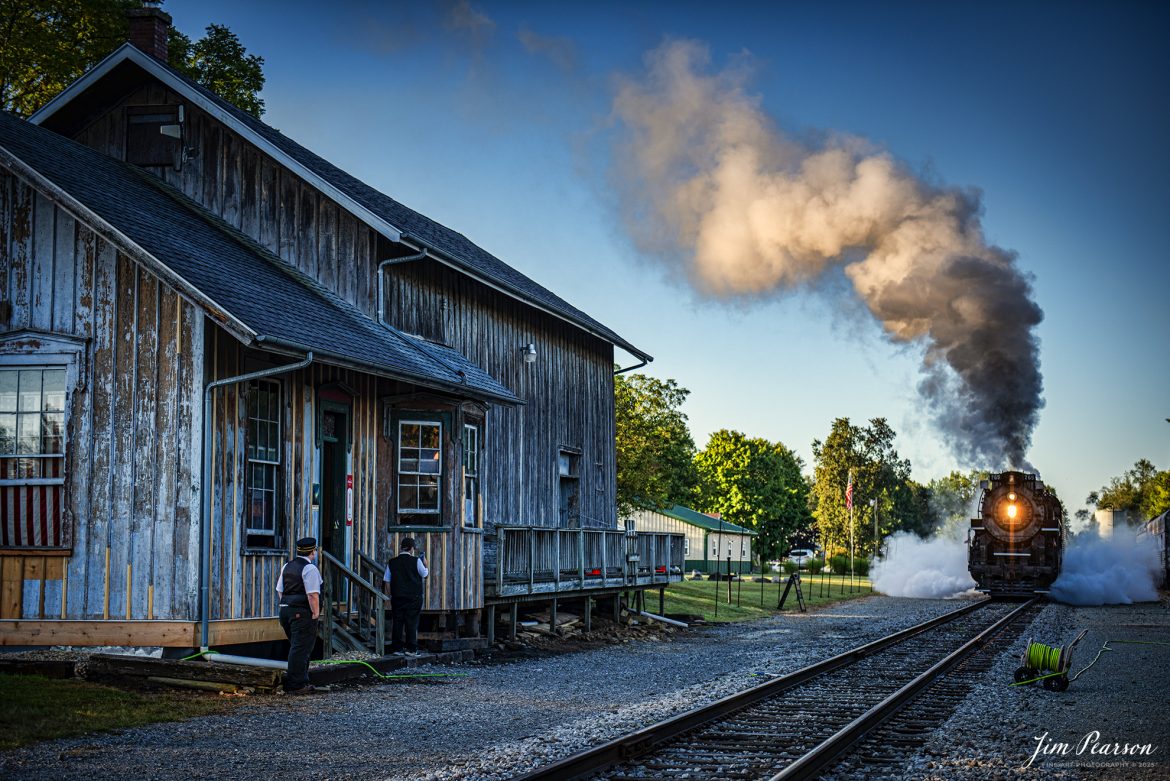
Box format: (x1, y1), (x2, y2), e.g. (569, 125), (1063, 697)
(417, 549), (426, 559)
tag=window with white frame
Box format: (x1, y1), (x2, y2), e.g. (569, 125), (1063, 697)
(462, 423), (479, 527)
(0, 367), (67, 548)
(741, 539), (747, 557)
(245, 380), (283, 548)
(398, 420), (441, 522)
(683, 537), (690, 556)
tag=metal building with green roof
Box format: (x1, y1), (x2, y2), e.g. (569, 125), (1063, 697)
(625, 505), (757, 574)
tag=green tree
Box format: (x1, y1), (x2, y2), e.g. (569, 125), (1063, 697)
(922, 470), (983, 536)
(810, 417), (912, 559)
(168, 24), (264, 117)
(692, 430), (810, 566)
(0, 1), (264, 118)
(0, 0), (137, 117)
(1092, 458), (1170, 521)
(614, 373), (697, 519)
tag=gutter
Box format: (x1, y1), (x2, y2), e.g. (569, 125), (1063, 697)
(200, 352), (314, 651)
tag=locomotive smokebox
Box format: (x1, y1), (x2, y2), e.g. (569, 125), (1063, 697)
(969, 471), (1065, 596)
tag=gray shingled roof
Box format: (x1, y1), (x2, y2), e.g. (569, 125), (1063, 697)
(0, 111), (518, 404)
(98, 44), (649, 362)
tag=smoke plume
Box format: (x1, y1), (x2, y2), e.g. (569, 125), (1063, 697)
(1049, 526), (1161, 606)
(871, 530), (977, 599)
(610, 40), (1044, 467)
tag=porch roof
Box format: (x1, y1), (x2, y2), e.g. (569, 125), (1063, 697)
(0, 111), (519, 404)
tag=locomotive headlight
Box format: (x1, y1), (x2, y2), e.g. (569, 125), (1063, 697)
(1007, 503), (1018, 520)
(1008, 492), (1016, 501)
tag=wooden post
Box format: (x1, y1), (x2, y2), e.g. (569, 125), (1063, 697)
(487, 605), (496, 644)
(510, 603), (518, 641)
(584, 596), (592, 632)
(613, 594), (621, 623)
(550, 597), (558, 635)
(659, 587), (665, 616)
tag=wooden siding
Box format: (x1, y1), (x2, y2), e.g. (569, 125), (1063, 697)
(385, 531), (482, 612)
(203, 345), (399, 620)
(384, 261), (617, 534)
(70, 83), (381, 319)
(0, 173), (202, 621)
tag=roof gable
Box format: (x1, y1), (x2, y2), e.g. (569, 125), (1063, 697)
(30, 43), (651, 363)
(0, 111), (518, 404)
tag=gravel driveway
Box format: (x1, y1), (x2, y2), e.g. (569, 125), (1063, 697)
(13, 595), (1164, 781)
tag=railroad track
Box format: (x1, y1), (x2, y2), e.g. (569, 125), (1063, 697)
(513, 598), (1040, 781)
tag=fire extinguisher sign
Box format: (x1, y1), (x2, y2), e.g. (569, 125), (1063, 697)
(346, 474), (354, 526)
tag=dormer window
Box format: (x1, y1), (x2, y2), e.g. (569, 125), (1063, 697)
(126, 104), (182, 167)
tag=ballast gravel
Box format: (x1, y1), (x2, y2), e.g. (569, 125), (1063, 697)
(1, 594), (970, 781)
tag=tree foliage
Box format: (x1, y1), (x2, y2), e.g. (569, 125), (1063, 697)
(0, 1), (264, 118)
(614, 373), (697, 519)
(0, 0), (138, 117)
(692, 430), (810, 564)
(923, 470), (983, 535)
(810, 417), (912, 558)
(1091, 459), (1170, 521)
(168, 24), (264, 117)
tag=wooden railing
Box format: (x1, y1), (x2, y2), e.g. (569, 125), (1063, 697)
(489, 526), (685, 598)
(319, 550), (385, 657)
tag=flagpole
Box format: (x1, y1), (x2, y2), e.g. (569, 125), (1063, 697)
(848, 469), (855, 593)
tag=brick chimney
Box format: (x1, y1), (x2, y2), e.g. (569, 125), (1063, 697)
(127, 5), (172, 62)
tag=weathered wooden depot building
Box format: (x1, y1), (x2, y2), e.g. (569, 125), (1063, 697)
(0, 12), (682, 654)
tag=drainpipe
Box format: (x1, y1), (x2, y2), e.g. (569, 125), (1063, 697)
(200, 352), (314, 651)
(377, 249), (427, 326)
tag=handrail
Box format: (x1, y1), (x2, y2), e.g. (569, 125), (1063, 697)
(319, 550), (386, 657)
(491, 526), (685, 597)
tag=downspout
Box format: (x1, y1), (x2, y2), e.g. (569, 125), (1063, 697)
(200, 351), (314, 651)
(377, 249), (427, 326)
(614, 357), (648, 375)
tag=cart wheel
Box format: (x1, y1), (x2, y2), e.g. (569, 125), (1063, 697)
(1014, 666), (1037, 685)
(1043, 675), (1070, 692)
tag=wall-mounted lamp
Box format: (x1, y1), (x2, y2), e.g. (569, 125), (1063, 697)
(522, 343), (537, 364)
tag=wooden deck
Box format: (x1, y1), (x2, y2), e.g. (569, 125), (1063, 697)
(486, 526), (685, 600)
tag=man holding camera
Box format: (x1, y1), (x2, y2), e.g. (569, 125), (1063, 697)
(383, 536), (429, 656)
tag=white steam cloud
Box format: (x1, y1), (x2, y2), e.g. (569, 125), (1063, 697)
(1049, 526), (1161, 606)
(871, 530), (977, 599)
(611, 40), (1044, 467)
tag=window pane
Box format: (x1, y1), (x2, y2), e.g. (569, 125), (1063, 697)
(400, 453), (419, 474)
(400, 423), (419, 447)
(399, 484), (419, 511)
(421, 424), (440, 449)
(18, 415), (40, 453)
(18, 371), (41, 412)
(419, 449), (440, 474)
(42, 370), (66, 411)
(419, 478), (439, 509)
(0, 413), (15, 454)
(0, 372), (16, 412)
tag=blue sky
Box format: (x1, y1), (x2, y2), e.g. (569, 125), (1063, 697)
(168, 1), (1169, 519)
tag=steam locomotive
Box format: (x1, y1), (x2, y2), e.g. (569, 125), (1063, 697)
(969, 471), (1065, 596)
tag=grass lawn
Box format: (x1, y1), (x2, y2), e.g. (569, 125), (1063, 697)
(0, 674), (237, 751)
(660, 572), (875, 623)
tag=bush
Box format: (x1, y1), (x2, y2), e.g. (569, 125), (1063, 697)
(829, 554), (869, 576)
(782, 559), (799, 575)
(807, 558), (824, 574)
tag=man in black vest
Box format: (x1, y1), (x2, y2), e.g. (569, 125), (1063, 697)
(275, 537), (323, 693)
(383, 537), (428, 656)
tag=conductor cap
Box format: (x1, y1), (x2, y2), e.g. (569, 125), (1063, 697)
(296, 537), (317, 554)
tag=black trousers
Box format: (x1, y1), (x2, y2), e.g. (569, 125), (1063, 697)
(390, 595), (422, 652)
(279, 604), (317, 691)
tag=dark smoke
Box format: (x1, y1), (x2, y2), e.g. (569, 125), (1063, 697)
(610, 40), (1044, 467)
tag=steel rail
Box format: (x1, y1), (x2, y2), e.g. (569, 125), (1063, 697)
(769, 597), (1037, 781)
(512, 598), (997, 781)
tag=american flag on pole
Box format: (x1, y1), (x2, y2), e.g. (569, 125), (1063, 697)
(845, 470), (853, 511)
